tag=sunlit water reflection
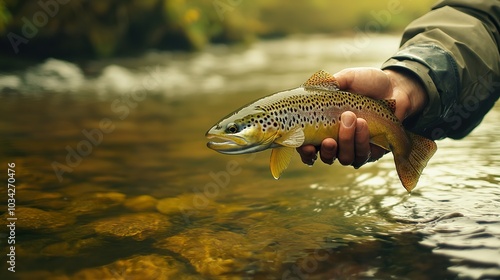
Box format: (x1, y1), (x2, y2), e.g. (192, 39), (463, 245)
(1, 35), (499, 279)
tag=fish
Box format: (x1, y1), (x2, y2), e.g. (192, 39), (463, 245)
(205, 70), (437, 192)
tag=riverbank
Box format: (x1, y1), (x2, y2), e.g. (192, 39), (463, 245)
(0, 0), (435, 59)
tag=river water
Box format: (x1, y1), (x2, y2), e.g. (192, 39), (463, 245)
(1, 35), (499, 279)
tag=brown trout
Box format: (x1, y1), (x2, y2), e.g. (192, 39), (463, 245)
(206, 70), (437, 191)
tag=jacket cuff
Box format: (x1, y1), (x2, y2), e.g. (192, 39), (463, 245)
(381, 44), (461, 139)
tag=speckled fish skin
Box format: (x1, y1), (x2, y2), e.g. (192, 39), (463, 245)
(206, 70), (437, 192)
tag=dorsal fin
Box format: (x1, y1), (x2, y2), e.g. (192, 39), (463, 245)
(378, 99), (397, 113)
(301, 70), (340, 91)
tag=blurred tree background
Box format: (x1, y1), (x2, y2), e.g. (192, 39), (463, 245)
(0, 0), (436, 59)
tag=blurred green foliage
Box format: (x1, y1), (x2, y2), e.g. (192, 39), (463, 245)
(0, 0), (436, 59)
(0, 1), (11, 33)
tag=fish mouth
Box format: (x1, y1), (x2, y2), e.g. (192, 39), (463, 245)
(206, 133), (250, 154)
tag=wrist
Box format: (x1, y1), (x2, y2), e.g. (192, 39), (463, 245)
(383, 69), (428, 120)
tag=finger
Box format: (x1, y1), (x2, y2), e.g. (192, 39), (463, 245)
(352, 118), (371, 169)
(337, 111), (356, 166)
(296, 145), (318, 165)
(319, 138), (337, 165)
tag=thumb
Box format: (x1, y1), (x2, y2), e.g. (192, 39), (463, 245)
(334, 67), (392, 100)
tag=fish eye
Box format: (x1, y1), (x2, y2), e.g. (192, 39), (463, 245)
(225, 123), (239, 134)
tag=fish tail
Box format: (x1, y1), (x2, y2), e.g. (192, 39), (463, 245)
(394, 132), (437, 192)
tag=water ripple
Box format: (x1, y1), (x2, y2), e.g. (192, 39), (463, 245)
(385, 104), (500, 279)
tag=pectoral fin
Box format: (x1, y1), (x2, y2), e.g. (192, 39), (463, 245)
(270, 147), (295, 179)
(274, 128), (305, 148)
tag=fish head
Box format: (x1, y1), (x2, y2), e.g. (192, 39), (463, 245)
(206, 106), (279, 154)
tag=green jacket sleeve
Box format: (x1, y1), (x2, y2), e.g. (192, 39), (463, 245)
(381, 0), (500, 140)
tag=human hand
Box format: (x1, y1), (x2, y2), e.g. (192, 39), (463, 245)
(296, 67), (427, 168)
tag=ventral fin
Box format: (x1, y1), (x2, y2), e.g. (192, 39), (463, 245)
(378, 99), (397, 113)
(274, 127), (305, 148)
(301, 70), (340, 91)
(270, 147), (295, 179)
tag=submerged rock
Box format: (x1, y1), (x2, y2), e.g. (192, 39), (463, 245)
(41, 238), (103, 257)
(66, 192), (126, 215)
(92, 213), (171, 241)
(23, 254), (201, 280)
(155, 193), (224, 225)
(156, 193), (209, 215)
(155, 194), (251, 223)
(3, 207), (76, 232)
(124, 195), (158, 212)
(68, 254), (199, 280)
(16, 190), (69, 210)
(16, 190), (63, 202)
(155, 228), (254, 276)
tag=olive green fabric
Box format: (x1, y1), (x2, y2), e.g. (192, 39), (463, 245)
(382, 0), (500, 140)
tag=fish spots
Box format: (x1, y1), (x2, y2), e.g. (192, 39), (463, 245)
(262, 92), (331, 130)
(251, 89), (400, 135)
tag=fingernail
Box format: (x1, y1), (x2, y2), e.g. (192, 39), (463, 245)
(342, 113), (356, 128)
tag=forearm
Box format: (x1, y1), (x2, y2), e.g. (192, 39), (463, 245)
(382, 0), (500, 140)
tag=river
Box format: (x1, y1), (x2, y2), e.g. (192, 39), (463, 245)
(1, 35), (499, 279)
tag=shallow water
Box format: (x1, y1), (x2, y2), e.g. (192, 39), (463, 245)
(1, 35), (500, 279)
